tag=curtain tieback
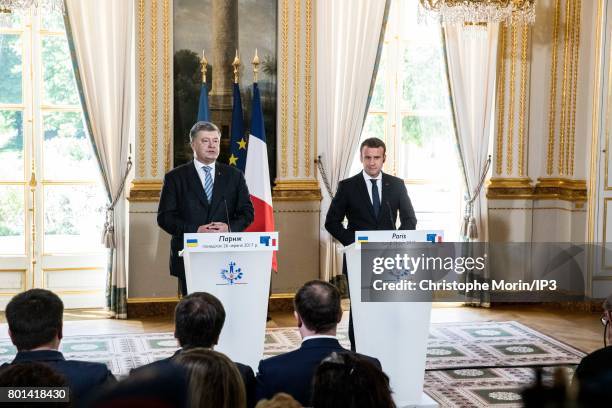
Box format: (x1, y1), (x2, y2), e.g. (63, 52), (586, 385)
(461, 155), (491, 241)
(102, 157), (133, 249)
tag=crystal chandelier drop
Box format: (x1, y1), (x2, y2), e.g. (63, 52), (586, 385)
(0, 0), (65, 14)
(419, 0), (536, 25)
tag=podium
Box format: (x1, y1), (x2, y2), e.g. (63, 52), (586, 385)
(180, 231), (278, 370)
(344, 230), (442, 408)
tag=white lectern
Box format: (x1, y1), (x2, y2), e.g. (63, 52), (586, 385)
(180, 232), (278, 370)
(344, 230), (442, 408)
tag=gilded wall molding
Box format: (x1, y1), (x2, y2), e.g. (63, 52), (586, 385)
(150, 0), (159, 177)
(507, 20), (517, 175)
(292, 0), (301, 178)
(518, 23), (529, 177)
(495, 24), (506, 175)
(547, 0), (562, 175)
(569, 0), (581, 176)
(280, 0), (289, 178)
(304, 0), (312, 178)
(487, 177), (587, 202)
(163, 0), (171, 173)
(558, 0), (572, 175)
(273, 180), (321, 201)
(127, 181), (163, 202)
(137, 0), (146, 178)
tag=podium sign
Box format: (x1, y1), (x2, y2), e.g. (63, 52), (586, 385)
(345, 230), (442, 408)
(181, 232), (278, 370)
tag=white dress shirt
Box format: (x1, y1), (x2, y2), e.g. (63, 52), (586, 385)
(362, 170), (382, 204)
(194, 159), (216, 191)
(301, 334), (338, 344)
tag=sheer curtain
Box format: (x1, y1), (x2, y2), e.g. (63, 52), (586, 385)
(443, 24), (499, 306)
(65, 0), (134, 318)
(317, 0), (389, 284)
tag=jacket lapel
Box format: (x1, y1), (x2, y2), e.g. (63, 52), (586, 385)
(379, 173), (391, 222)
(188, 162), (209, 208)
(355, 172), (376, 222)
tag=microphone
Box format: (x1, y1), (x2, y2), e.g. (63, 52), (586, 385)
(223, 197), (232, 233)
(386, 201), (395, 229)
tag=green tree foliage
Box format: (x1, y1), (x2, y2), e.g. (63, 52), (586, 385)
(42, 36), (79, 105)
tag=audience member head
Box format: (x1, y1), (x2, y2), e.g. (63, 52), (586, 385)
(174, 292), (225, 349)
(175, 348), (246, 408)
(294, 280), (342, 337)
(602, 293), (612, 346)
(89, 363), (189, 408)
(311, 352), (396, 408)
(255, 392), (303, 408)
(0, 362), (70, 407)
(6, 289), (63, 351)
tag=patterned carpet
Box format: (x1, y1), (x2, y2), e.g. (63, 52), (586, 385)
(0, 321), (586, 407)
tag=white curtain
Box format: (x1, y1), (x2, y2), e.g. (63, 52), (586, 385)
(444, 25), (498, 243)
(65, 0), (134, 318)
(317, 0), (388, 282)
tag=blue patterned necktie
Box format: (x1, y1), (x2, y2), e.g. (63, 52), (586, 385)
(370, 178), (380, 218)
(203, 166), (213, 203)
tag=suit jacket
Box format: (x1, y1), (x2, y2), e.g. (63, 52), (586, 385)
(132, 348), (256, 408)
(2, 350), (116, 404)
(325, 171), (417, 246)
(255, 337), (381, 406)
(157, 161), (254, 279)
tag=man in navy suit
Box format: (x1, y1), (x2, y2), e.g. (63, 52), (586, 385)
(158, 121), (254, 295)
(255, 280), (381, 406)
(2, 289), (115, 404)
(325, 137), (417, 350)
(132, 292), (256, 407)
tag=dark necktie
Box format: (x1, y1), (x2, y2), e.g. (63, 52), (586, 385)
(370, 178), (380, 219)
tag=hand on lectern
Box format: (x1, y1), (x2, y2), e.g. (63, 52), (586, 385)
(197, 222), (229, 233)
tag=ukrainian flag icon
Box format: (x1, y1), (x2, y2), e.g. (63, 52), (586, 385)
(186, 239), (198, 248)
(357, 236), (369, 243)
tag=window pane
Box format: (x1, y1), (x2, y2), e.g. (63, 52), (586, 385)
(0, 110), (24, 180)
(42, 36), (79, 105)
(43, 111), (98, 180)
(42, 11), (65, 32)
(398, 115), (456, 181)
(0, 11), (24, 29)
(369, 47), (387, 111)
(400, 43), (448, 111)
(0, 185), (25, 255)
(44, 185), (107, 253)
(408, 183), (462, 240)
(0, 34), (22, 104)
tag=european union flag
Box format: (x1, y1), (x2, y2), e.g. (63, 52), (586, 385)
(197, 82), (210, 121)
(229, 83), (247, 171)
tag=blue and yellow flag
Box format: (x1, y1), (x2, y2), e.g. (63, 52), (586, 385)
(229, 83), (247, 171)
(197, 82), (210, 121)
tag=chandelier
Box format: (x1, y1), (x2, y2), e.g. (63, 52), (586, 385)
(0, 0), (65, 14)
(419, 0), (536, 25)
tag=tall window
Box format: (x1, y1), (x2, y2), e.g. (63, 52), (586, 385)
(351, 0), (463, 239)
(0, 10), (106, 308)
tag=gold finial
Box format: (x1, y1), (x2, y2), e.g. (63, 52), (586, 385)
(252, 48), (260, 83)
(200, 50), (208, 84)
(232, 50), (240, 84)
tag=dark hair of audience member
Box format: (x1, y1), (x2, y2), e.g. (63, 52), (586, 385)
(294, 280), (342, 333)
(311, 352), (396, 408)
(0, 362), (70, 407)
(88, 363), (189, 408)
(174, 292), (225, 348)
(5, 288), (63, 350)
(175, 347), (246, 408)
(255, 392), (303, 408)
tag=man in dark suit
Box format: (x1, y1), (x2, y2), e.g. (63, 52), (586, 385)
(1, 289), (115, 405)
(255, 280), (381, 406)
(132, 292), (256, 407)
(158, 121), (254, 295)
(325, 137), (417, 350)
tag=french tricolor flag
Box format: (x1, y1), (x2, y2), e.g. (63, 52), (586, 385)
(245, 82), (277, 271)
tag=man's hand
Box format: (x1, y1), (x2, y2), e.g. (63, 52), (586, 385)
(197, 222), (229, 233)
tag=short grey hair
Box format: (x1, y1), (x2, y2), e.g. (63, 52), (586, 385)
(189, 121), (221, 143)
